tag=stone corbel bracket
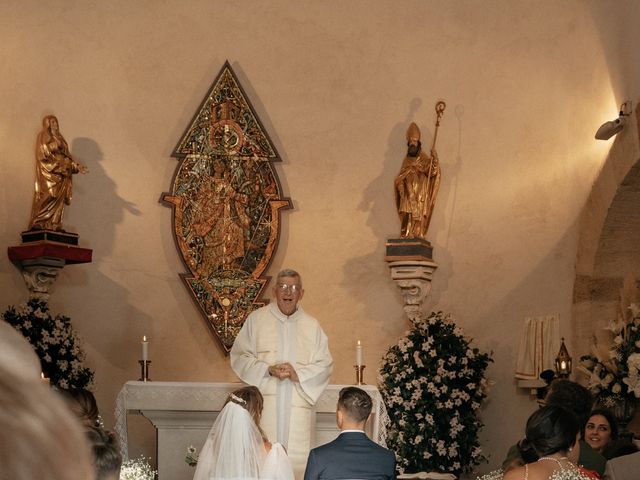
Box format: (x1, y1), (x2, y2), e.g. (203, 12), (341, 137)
(8, 236), (92, 300)
(20, 257), (66, 300)
(387, 260), (438, 323)
(385, 238), (437, 323)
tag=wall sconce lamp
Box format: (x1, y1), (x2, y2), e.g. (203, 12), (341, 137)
(595, 101), (633, 140)
(555, 337), (572, 378)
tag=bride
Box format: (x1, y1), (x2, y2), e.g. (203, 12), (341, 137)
(500, 405), (595, 480)
(193, 386), (294, 480)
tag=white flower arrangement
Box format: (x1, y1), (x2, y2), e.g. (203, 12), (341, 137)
(2, 298), (93, 389)
(379, 311), (492, 476)
(579, 303), (640, 403)
(120, 455), (157, 480)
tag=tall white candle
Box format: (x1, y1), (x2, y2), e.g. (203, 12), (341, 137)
(142, 336), (149, 361)
(356, 340), (363, 366)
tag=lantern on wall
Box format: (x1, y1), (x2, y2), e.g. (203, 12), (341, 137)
(555, 337), (572, 378)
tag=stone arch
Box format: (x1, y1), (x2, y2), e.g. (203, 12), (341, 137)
(573, 104), (640, 363)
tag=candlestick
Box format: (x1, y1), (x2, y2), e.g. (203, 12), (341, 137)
(142, 335), (149, 361)
(356, 340), (363, 367)
(138, 360), (151, 382)
(354, 365), (366, 385)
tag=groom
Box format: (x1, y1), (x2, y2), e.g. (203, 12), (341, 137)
(304, 387), (396, 480)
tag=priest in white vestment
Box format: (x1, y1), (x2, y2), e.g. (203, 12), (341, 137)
(231, 269), (333, 480)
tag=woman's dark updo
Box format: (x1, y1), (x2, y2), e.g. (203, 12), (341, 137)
(525, 405), (579, 457)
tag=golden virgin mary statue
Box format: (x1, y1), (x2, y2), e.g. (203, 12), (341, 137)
(29, 115), (87, 231)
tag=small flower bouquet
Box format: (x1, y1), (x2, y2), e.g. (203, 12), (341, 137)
(185, 445), (199, 467)
(579, 303), (640, 405)
(120, 455), (157, 480)
(2, 298), (93, 389)
(379, 311), (493, 476)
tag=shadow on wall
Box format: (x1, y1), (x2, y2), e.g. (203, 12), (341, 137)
(62, 136), (157, 464)
(342, 97), (466, 329)
(67, 136), (152, 367)
(339, 99), (460, 354)
(340, 99), (421, 345)
(60, 136), (149, 388)
(428, 102), (465, 307)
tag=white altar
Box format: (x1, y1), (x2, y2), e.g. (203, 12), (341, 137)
(115, 382), (388, 480)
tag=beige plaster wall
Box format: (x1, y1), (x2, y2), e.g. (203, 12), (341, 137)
(1, 0), (640, 474)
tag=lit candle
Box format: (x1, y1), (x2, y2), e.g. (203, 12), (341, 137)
(356, 340), (363, 367)
(142, 336), (149, 361)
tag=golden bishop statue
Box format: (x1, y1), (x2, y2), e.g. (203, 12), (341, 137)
(394, 101), (445, 240)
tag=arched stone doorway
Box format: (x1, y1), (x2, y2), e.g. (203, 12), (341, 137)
(573, 104), (640, 367)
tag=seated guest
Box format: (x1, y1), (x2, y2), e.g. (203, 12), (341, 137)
(503, 379), (606, 476)
(584, 409), (617, 458)
(604, 451), (640, 480)
(59, 387), (102, 427)
(86, 425), (122, 480)
(585, 409), (639, 461)
(504, 405), (592, 480)
(193, 385), (294, 480)
(0, 353), (93, 480)
(304, 386), (395, 480)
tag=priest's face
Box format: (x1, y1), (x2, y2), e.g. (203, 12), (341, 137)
(273, 275), (304, 316)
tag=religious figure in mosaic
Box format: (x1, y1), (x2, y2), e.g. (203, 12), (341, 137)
(162, 62), (291, 353)
(394, 102), (445, 240)
(29, 115), (87, 231)
(192, 159), (250, 274)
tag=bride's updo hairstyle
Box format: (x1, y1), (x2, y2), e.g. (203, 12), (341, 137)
(225, 386), (268, 441)
(522, 405), (579, 457)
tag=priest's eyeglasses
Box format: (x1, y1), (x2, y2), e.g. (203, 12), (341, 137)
(276, 283), (301, 293)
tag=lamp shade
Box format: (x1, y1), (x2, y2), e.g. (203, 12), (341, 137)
(595, 117), (626, 140)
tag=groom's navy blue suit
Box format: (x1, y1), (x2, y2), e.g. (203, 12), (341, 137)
(303, 431), (396, 480)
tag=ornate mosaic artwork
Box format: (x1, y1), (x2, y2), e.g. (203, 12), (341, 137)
(162, 62), (291, 353)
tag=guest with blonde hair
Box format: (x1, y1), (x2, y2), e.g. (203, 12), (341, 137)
(0, 354), (94, 480)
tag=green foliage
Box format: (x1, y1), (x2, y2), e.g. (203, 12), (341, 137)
(2, 298), (93, 389)
(379, 311), (492, 476)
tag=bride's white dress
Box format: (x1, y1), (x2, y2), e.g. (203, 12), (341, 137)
(261, 443), (294, 480)
(192, 402), (294, 480)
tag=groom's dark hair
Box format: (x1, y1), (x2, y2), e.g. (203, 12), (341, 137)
(338, 387), (372, 423)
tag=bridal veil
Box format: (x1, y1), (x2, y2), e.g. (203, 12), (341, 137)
(193, 401), (266, 480)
